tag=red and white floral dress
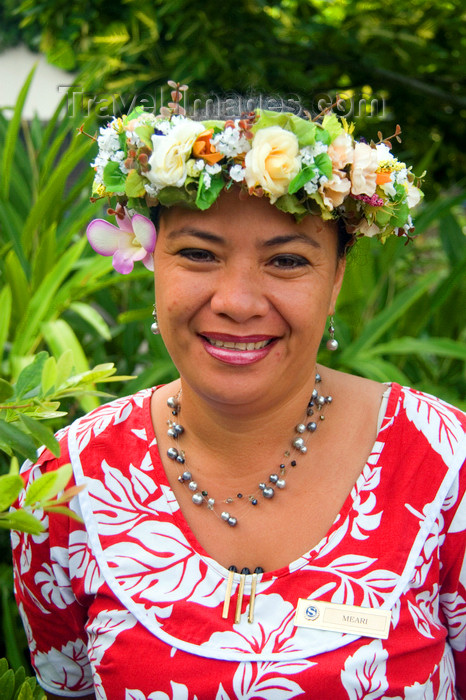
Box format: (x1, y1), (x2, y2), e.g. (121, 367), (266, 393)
(12, 384), (466, 699)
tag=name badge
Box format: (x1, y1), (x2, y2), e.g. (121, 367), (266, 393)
(294, 599), (391, 639)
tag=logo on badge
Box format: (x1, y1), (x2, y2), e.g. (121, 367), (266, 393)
(305, 604), (319, 621)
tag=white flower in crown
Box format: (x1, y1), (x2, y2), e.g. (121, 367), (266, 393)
(146, 119), (205, 188)
(244, 126), (300, 203)
(211, 124), (251, 157)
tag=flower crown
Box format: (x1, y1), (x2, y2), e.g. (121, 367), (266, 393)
(86, 82), (424, 274)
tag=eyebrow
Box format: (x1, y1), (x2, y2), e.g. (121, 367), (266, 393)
(167, 227), (321, 249)
(167, 227), (224, 244)
(262, 233), (321, 250)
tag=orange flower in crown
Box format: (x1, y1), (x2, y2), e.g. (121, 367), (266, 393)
(192, 130), (224, 165)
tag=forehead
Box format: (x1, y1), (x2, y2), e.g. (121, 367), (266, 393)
(158, 188), (338, 251)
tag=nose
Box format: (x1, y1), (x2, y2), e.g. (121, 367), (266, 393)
(210, 263), (269, 322)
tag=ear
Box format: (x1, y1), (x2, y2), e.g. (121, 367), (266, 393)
(328, 257), (346, 315)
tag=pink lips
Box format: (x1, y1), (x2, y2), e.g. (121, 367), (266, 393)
(199, 333), (277, 366)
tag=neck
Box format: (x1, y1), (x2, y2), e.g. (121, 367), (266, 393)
(170, 369), (324, 479)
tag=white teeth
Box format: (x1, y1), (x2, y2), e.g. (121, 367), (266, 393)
(207, 338), (270, 350)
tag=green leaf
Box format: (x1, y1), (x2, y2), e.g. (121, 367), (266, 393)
(0, 420), (38, 462)
(102, 160), (127, 191)
(0, 285), (12, 356)
(24, 464), (72, 507)
(19, 415), (60, 457)
(314, 153), (333, 179)
(321, 113), (343, 141)
(16, 683), (35, 700)
(0, 64), (37, 199)
(0, 667), (15, 700)
(340, 271), (438, 359)
(55, 349), (74, 390)
(0, 475), (24, 511)
(125, 169), (147, 197)
(195, 171), (225, 210)
(41, 355), (57, 395)
(0, 510), (44, 535)
(366, 336), (466, 360)
(70, 302), (112, 341)
(15, 353), (48, 399)
(251, 110), (318, 147)
(274, 194), (307, 217)
(0, 379), (14, 403)
(288, 165), (316, 195)
(134, 125), (154, 148)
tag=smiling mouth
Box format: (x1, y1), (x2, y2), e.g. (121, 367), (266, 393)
(202, 336), (274, 351)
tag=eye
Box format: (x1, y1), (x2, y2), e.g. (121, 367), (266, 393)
(270, 254), (309, 269)
(178, 248), (216, 262)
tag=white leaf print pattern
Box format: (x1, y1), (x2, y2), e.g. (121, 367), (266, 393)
(232, 660), (307, 699)
(34, 638), (93, 693)
(68, 530), (103, 594)
(341, 639), (388, 700)
(403, 389), (463, 466)
(125, 682), (198, 700)
(440, 591), (466, 651)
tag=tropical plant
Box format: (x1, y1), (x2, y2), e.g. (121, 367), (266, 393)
(0, 657), (45, 700)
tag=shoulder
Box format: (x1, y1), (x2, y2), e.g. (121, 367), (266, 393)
(394, 385), (465, 466)
(20, 387), (158, 482)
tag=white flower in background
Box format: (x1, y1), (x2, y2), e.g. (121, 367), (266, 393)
(146, 119), (205, 188)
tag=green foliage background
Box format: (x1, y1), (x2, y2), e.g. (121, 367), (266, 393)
(0, 0), (465, 676)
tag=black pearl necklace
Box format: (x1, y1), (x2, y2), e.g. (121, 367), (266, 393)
(165, 372), (332, 527)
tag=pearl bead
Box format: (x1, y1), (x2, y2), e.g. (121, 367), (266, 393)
(167, 447), (178, 459)
(207, 498), (215, 509)
(262, 487), (274, 499)
(188, 481), (197, 491)
(227, 517), (237, 527)
(269, 474), (279, 484)
(276, 479), (286, 489)
(300, 446), (307, 454)
(221, 511), (230, 521)
(176, 455), (185, 464)
(259, 482), (266, 490)
(307, 422), (317, 432)
(315, 373), (321, 383)
(167, 427), (178, 438)
(296, 423), (306, 433)
(181, 471), (192, 481)
(312, 389), (318, 400)
(173, 424), (184, 435)
(192, 493), (203, 505)
(326, 396), (333, 403)
(317, 395), (325, 407)
(293, 437), (305, 449)
(326, 338), (339, 351)
(167, 396), (178, 409)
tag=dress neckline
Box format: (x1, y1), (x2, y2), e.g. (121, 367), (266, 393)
(144, 382), (402, 583)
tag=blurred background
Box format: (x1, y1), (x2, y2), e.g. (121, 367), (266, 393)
(0, 0), (465, 679)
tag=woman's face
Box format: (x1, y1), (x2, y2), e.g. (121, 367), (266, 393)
(153, 188), (345, 411)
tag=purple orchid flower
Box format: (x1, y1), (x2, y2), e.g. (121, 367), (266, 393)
(86, 207), (156, 274)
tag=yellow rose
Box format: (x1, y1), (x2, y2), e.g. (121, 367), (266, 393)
(147, 120), (205, 189)
(350, 142), (378, 197)
(244, 126), (300, 203)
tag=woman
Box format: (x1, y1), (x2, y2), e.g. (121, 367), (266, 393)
(12, 85), (466, 699)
